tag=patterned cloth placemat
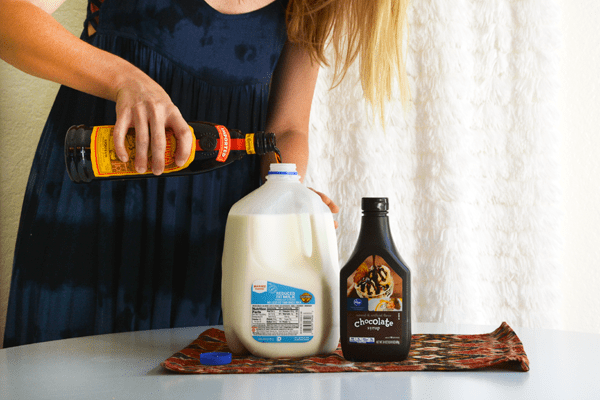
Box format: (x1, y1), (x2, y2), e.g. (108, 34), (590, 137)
(161, 322), (529, 374)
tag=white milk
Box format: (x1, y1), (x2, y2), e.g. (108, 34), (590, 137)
(221, 164), (339, 358)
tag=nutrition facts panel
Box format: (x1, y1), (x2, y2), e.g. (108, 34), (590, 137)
(250, 280), (316, 342)
(252, 305), (314, 336)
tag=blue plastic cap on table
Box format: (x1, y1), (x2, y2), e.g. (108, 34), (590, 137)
(199, 352), (233, 366)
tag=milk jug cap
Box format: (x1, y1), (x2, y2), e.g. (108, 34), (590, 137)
(361, 197), (389, 212)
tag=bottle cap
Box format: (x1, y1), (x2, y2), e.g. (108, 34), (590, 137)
(268, 163), (298, 176)
(361, 197), (389, 212)
(199, 352), (232, 366)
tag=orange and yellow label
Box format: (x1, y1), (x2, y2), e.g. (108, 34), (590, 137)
(89, 125), (196, 177)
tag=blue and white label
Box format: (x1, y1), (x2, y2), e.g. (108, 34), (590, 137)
(347, 298), (368, 311)
(251, 280), (315, 343)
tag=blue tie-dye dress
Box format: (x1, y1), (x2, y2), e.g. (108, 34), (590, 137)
(4, 0), (289, 347)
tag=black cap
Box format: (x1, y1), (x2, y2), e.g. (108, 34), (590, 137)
(361, 197), (389, 212)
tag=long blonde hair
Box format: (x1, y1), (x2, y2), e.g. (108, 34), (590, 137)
(286, 0), (411, 121)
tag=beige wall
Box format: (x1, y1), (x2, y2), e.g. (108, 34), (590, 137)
(0, 0), (86, 346)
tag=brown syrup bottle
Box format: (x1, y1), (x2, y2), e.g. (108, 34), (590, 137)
(64, 121), (280, 183)
(340, 197), (411, 362)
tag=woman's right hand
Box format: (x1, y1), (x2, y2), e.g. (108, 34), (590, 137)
(0, 0), (193, 176)
(112, 75), (193, 175)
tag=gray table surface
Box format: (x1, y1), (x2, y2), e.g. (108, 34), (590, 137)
(1, 323), (598, 400)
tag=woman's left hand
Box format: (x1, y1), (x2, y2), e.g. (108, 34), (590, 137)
(310, 188), (339, 229)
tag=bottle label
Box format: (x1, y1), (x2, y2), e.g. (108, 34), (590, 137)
(214, 125), (230, 162)
(250, 280), (315, 343)
(245, 134), (255, 154)
(89, 125), (196, 177)
(345, 255), (403, 344)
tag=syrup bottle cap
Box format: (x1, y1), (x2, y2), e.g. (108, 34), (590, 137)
(361, 197), (389, 212)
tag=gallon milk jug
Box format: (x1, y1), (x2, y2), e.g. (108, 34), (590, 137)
(222, 163), (339, 358)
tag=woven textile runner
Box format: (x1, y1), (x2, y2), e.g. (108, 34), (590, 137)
(161, 322), (529, 373)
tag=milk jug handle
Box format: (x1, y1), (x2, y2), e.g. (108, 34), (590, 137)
(307, 213), (337, 265)
(299, 214), (313, 259)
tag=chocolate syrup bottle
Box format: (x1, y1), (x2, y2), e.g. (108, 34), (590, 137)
(340, 197), (411, 362)
(64, 121), (280, 183)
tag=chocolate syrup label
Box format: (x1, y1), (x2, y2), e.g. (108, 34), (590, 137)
(345, 255), (403, 344)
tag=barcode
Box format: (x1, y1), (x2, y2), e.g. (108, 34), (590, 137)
(302, 313), (313, 334)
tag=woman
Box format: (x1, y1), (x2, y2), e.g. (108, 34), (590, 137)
(0, 0), (409, 347)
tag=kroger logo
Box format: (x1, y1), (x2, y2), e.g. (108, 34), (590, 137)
(353, 299), (362, 306)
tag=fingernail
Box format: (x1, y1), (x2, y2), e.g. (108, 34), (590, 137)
(136, 166), (146, 173)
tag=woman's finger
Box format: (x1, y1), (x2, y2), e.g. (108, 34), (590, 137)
(150, 108), (167, 175)
(133, 107), (150, 174)
(169, 111), (193, 167)
(113, 109), (132, 163)
(309, 188), (340, 229)
(309, 188), (340, 213)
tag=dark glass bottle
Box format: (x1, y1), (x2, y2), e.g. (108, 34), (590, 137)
(64, 121), (280, 183)
(340, 197), (411, 362)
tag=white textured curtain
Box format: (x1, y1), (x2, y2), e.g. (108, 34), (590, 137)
(305, 0), (562, 329)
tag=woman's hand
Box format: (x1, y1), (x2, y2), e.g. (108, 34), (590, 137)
(310, 188), (340, 229)
(112, 76), (193, 175)
(0, 0), (193, 177)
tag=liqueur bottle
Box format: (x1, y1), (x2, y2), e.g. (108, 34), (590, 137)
(64, 121), (280, 183)
(340, 197), (411, 362)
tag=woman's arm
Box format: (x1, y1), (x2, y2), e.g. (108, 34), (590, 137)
(0, 0), (192, 174)
(263, 40), (339, 218)
(262, 40), (318, 181)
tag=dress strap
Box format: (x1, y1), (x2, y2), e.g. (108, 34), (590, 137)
(84, 0), (105, 37)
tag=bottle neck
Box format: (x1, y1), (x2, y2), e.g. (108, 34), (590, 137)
(266, 172), (300, 182)
(193, 131), (278, 156)
(253, 132), (279, 156)
(266, 163), (299, 182)
(356, 212), (395, 250)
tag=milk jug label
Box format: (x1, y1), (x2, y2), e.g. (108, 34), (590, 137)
(345, 255), (403, 344)
(251, 280), (315, 343)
